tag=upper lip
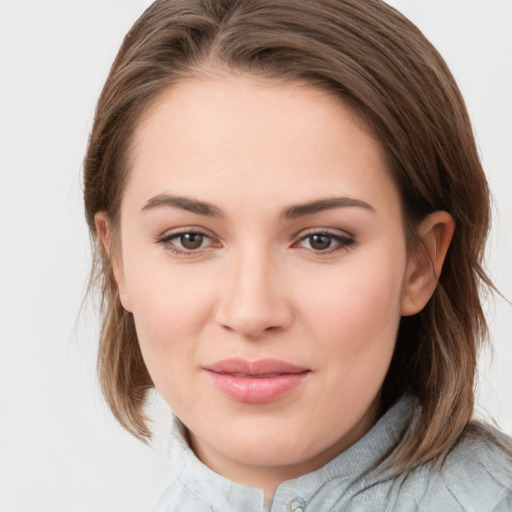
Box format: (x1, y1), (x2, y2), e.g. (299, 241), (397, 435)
(203, 358), (310, 376)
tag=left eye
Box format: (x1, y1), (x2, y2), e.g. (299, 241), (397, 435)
(298, 232), (354, 252)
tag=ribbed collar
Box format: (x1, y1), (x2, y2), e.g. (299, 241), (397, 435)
(165, 395), (415, 512)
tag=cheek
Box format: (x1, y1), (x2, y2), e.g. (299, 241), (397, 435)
(132, 286), (209, 339)
(295, 248), (407, 393)
(304, 259), (404, 337)
(298, 260), (405, 418)
(128, 281), (213, 412)
(122, 255), (215, 373)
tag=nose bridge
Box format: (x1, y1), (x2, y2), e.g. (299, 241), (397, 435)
(216, 241), (292, 338)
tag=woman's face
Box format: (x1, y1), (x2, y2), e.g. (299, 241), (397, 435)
(109, 75), (420, 491)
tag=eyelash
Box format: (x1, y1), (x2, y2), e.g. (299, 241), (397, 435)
(155, 229), (356, 256)
(294, 230), (356, 253)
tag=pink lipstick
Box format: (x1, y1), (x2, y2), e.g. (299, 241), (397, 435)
(203, 358), (310, 404)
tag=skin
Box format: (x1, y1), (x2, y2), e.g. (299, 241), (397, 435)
(96, 74), (454, 501)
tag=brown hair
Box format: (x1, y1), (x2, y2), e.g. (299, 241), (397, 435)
(84, 0), (495, 469)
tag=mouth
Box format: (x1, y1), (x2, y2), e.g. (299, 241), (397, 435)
(203, 358), (310, 404)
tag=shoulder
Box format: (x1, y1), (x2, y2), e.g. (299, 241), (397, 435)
(444, 423), (512, 481)
(416, 424), (512, 512)
(357, 422), (512, 512)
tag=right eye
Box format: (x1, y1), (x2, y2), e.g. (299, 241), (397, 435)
(156, 230), (215, 255)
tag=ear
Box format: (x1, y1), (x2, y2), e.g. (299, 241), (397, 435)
(94, 212), (132, 312)
(401, 211), (455, 316)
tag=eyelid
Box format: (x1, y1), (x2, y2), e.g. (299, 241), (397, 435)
(155, 225), (215, 240)
(294, 226), (355, 240)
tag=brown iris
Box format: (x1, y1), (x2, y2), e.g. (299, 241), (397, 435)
(308, 234), (332, 251)
(180, 233), (204, 250)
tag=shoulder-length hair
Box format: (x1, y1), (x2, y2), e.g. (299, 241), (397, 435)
(84, 0), (494, 471)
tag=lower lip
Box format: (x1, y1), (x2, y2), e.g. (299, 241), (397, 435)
(205, 371), (309, 404)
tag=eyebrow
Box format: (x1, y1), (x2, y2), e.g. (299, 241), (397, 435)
(142, 194), (224, 217)
(141, 193), (375, 218)
(281, 197), (375, 219)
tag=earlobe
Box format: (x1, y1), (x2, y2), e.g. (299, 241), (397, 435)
(94, 212), (133, 313)
(401, 211), (455, 316)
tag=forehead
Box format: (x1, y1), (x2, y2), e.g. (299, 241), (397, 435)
(126, 75), (400, 219)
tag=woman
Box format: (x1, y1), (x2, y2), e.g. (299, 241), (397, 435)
(84, 0), (512, 510)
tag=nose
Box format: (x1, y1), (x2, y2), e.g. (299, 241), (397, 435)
(214, 247), (293, 339)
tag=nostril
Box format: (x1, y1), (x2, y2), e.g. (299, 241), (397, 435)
(217, 316), (284, 340)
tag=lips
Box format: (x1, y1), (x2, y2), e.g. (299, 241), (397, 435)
(203, 358), (310, 404)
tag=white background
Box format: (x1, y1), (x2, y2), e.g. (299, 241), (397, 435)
(0, 1), (510, 511)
